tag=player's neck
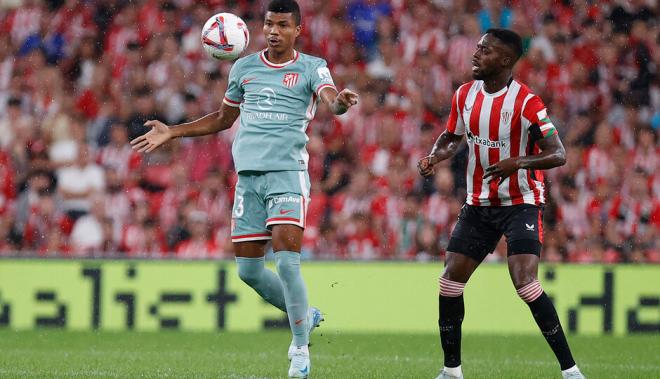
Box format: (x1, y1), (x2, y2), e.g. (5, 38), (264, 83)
(265, 48), (295, 64)
(482, 71), (513, 94)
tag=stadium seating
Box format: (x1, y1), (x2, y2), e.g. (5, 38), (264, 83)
(0, 0), (657, 262)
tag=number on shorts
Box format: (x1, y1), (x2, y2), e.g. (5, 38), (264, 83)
(234, 195), (244, 217)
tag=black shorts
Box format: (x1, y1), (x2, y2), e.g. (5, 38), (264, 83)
(447, 204), (544, 262)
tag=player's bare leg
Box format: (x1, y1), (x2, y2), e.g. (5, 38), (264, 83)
(272, 224), (313, 378)
(435, 252), (481, 379)
(508, 254), (585, 379)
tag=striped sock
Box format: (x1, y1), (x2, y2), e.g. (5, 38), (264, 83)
(439, 277), (465, 297)
(516, 279), (543, 303)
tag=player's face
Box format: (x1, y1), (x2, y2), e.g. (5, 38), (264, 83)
(471, 34), (509, 80)
(263, 12), (301, 54)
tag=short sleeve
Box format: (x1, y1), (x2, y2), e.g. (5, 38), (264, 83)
(523, 95), (557, 138)
(223, 61), (243, 107)
(310, 59), (336, 97)
(446, 90), (465, 135)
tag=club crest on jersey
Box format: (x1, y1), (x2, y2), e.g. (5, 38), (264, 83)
(283, 73), (299, 88)
(501, 110), (513, 125)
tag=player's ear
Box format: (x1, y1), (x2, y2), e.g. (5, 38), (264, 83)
(295, 25), (301, 37)
(502, 56), (511, 67)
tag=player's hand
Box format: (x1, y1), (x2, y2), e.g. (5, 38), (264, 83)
(483, 157), (520, 185)
(417, 155), (437, 177)
(336, 89), (359, 109)
(130, 120), (174, 153)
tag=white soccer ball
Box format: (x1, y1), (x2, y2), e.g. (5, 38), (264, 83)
(201, 13), (250, 61)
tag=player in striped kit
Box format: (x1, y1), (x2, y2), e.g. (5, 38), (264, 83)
(418, 29), (585, 379)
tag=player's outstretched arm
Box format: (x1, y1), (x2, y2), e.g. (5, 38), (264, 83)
(483, 133), (566, 184)
(417, 131), (465, 177)
(130, 103), (240, 153)
(319, 87), (358, 115)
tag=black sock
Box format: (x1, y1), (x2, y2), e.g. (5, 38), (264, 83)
(527, 292), (575, 370)
(439, 294), (464, 368)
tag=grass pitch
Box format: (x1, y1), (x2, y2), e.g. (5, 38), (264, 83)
(0, 330), (657, 378)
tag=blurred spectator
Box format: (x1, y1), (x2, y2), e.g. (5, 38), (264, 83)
(97, 123), (140, 180)
(530, 15), (559, 63)
(347, 0), (392, 59)
(477, 0), (513, 33)
(23, 189), (72, 252)
(126, 86), (164, 140)
(48, 114), (85, 166)
(18, 10), (65, 64)
(13, 169), (55, 237)
(56, 144), (105, 219)
(176, 210), (220, 259)
(70, 194), (106, 255)
(0, 97), (33, 151)
(344, 213), (381, 260)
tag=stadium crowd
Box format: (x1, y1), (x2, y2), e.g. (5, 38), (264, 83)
(0, 0), (657, 262)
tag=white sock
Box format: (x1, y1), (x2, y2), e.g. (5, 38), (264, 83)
(562, 365), (579, 374)
(444, 365), (462, 376)
(294, 344), (309, 355)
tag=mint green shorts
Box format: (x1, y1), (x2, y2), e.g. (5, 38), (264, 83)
(231, 170), (311, 243)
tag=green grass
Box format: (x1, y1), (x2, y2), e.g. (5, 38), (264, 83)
(0, 330), (657, 378)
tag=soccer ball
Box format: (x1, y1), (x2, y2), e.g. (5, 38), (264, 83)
(201, 13), (249, 61)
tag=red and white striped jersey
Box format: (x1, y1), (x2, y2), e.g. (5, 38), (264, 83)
(446, 79), (558, 206)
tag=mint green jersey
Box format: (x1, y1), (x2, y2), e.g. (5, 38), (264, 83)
(223, 50), (336, 173)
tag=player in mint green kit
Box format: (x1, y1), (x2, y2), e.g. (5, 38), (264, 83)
(130, 1), (358, 377)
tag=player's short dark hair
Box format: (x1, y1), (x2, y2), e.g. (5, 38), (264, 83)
(486, 28), (523, 62)
(267, 0), (301, 25)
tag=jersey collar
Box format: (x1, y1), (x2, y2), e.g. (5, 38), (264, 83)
(260, 49), (299, 68)
(480, 77), (514, 98)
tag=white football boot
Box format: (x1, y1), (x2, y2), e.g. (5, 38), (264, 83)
(288, 307), (324, 360)
(288, 346), (310, 378)
(434, 366), (464, 379)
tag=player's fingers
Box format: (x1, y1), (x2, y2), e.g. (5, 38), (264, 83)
(339, 98), (353, 108)
(483, 170), (497, 179)
(131, 140), (149, 150)
(144, 120), (159, 128)
(130, 135), (146, 145)
(138, 143), (153, 153)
